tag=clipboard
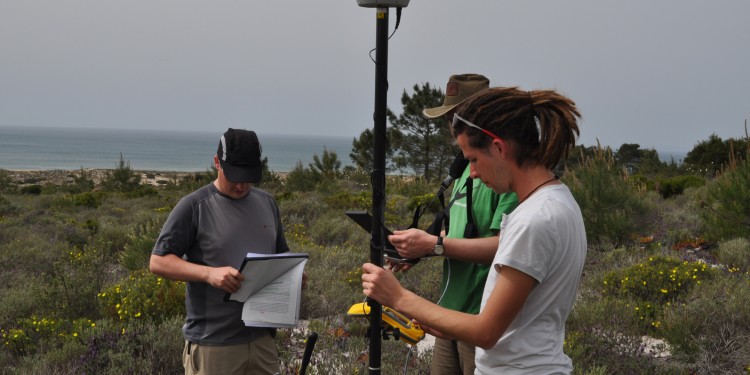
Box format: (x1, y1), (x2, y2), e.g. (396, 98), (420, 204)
(345, 210), (420, 264)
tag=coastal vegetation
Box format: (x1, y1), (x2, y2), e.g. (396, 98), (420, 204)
(1, 131), (750, 374)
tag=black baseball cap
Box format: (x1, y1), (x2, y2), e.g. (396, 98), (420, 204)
(217, 128), (263, 183)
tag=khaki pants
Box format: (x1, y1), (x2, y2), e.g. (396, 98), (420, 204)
(182, 334), (279, 375)
(430, 337), (476, 375)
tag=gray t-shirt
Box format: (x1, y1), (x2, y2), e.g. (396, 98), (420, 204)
(153, 183), (289, 345)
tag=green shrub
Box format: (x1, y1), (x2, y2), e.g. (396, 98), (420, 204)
(0, 234), (71, 319)
(67, 167), (95, 193)
(280, 192), (328, 228)
(20, 184), (42, 195)
(48, 245), (110, 319)
(0, 169), (16, 193)
(630, 174), (657, 191)
(407, 192), (437, 213)
(565, 328), (662, 375)
(4, 316), (184, 375)
(93, 218), (133, 256)
(298, 245), (366, 319)
(658, 174), (705, 199)
(322, 190), (371, 211)
(9, 338), (88, 375)
(601, 256), (716, 330)
(163, 169), (215, 192)
(70, 191), (102, 208)
(387, 175), (432, 198)
(119, 218), (163, 271)
(101, 154), (142, 192)
(284, 161), (318, 192)
(309, 213), (367, 247)
(715, 237), (750, 273)
(75, 317), (183, 375)
(98, 269), (185, 323)
(566, 147), (650, 246)
(2, 317), (99, 356)
(0, 194), (13, 215)
(699, 154), (750, 241)
(602, 256), (715, 303)
(652, 188), (704, 247)
(660, 275), (750, 373)
(125, 184), (159, 198)
(83, 219), (99, 234)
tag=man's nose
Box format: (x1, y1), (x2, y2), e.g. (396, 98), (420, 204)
(469, 163), (480, 179)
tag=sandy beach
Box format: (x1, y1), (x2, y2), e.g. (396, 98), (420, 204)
(3, 168), (289, 187)
(4, 169), (195, 187)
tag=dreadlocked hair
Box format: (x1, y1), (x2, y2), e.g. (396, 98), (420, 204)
(453, 87), (580, 170)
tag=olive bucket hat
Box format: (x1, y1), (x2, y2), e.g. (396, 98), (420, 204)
(422, 74), (490, 119)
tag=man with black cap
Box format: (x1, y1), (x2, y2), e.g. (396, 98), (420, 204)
(387, 74), (517, 375)
(150, 128), (289, 375)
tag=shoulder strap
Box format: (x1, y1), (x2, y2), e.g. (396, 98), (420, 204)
(463, 178), (478, 238)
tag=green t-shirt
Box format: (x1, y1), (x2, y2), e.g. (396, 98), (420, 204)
(439, 167), (518, 314)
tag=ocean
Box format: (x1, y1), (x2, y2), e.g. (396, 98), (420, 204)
(0, 125), (355, 173)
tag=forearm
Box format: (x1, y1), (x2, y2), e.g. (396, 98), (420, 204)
(149, 253), (209, 283)
(392, 290), (494, 347)
(362, 262), (507, 348)
(442, 236), (498, 263)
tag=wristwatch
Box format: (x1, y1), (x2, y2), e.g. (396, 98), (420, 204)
(433, 236), (445, 256)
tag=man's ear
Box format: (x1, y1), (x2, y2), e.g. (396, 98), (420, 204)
(213, 155), (221, 169)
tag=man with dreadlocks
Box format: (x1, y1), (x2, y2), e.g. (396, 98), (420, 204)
(362, 87), (586, 374)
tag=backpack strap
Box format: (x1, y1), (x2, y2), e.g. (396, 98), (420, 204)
(463, 177), (478, 238)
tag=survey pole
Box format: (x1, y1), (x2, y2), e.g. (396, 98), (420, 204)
(356, 0), (409, 372)
(366, 7), (389, 374)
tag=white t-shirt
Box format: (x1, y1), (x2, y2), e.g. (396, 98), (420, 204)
(475, 184), (587, 375)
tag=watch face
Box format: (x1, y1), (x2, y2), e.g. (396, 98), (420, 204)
(434, 245), (444, 255)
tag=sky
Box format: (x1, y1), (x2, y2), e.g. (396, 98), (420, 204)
(1, 0), (749, 154)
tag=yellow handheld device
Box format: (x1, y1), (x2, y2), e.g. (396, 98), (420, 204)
(347, 301), (425, 345)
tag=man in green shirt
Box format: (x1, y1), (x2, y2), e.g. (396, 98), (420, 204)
(388, 74), (517, 375)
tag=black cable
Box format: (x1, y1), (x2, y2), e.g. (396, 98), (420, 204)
(394, 7), (402, 32)
(368, 7), (403, 62)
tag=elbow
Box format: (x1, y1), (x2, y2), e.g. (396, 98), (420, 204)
(149, 255), (165, 276)
(471, 320), (504, 350)
(475, 334), (500, 350)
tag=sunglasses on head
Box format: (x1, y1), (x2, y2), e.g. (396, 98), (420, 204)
(452, 113), (501, 142)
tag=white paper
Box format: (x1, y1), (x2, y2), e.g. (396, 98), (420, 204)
(227, 252), (308, 328)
